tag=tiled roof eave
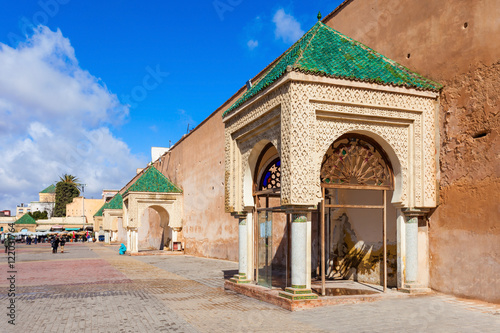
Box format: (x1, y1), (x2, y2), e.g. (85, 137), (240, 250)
(223, 71), (294, 121)
(292, 68), (442, 92)
(123, 190), (183, 196)
(223, 69), (441, 121)
(223, 22), (442, 117)
(223, 70), (440, 122)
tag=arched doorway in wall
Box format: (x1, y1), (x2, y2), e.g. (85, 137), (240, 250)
(137, 205), (172, 251)
(318, 134), (396, 295)
(252, 143), (288, 288)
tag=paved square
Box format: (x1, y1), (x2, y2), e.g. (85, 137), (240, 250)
(1, 243), (499, 332)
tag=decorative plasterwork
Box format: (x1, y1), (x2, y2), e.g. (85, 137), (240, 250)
(224, 83), (290, 212)
(320, 137), (392, 186)
(122, 192), (183, 230)
(103, 209), (123, 231)
(224, 72), (439, 212)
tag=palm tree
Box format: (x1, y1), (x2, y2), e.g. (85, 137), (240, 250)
(59, 174), (81, 186)
(53, 174), (81, 217)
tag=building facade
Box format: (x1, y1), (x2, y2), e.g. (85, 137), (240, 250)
(322, 0), (500, 304)
(92, 1), (499, 304)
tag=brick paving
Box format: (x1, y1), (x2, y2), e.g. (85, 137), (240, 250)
(1, 243), (499, 332)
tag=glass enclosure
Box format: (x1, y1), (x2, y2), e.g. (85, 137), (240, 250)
(257, 210), (272, 288)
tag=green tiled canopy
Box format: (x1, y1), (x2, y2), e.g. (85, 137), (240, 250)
(124, 166), (182, 195)
(94, 204), (105, 217)
(40, 184), (56, 194)
(93, 193), (123, 217)
(223, 21), (441, 117)
(16, 214), (36, 224)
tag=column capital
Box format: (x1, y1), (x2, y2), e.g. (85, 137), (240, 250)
(231, 211), (247, 219)
(284, 205), (316, 215)
(402, 208), (430, 218)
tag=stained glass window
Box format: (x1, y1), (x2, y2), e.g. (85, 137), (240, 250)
(259, 159), (281, 190)
(321, 136), (392, 187)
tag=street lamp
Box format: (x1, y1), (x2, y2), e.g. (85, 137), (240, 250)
(81, 184), (86, 230)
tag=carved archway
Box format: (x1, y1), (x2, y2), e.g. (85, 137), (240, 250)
(138, 205), (171, 250)
(321, 134), (393, 188)
(318, 134), (396, 295)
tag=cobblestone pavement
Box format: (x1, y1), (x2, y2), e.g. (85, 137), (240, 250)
(1, 243), (499, 333)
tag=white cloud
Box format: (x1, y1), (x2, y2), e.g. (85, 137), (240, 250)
(247, 39), (259, 50)
(0, 26), (146, 212)
(272, 9), (304, 44)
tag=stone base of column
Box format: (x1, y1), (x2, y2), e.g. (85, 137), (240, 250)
(229, 273), (251, 284)
(279, 286), (318, 301)
(400, 283), (432, 294)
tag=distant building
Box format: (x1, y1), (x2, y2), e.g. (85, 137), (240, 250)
(102, 189), (119, 202)
(151, 147), (169, 162)
(15, 203), (30, 217)
(66, 196), (105, 224)
(0, 210), (11, 217)
(23, 184), (57, 218)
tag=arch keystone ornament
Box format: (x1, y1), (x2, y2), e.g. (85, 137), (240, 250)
(223, 20), (440, 301)
(122, 166), (183, 253)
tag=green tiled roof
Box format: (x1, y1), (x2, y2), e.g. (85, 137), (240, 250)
(106, 193), (123, 210)
(223, 21), (441, 117)
(93, 204), (105, 217)
(16, 214), (36, 224)
(124, 166), (182, 195)
(93, 193), (123, 217)
(40, 184), (56, 193)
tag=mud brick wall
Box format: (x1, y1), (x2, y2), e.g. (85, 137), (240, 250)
(325, 0), (500, 303)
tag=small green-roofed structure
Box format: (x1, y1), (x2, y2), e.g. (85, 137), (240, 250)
(124, 166), (182, 195)
(94, 193), (123, 217)
(94, 204), (105, 217)
(106, 193), (123, 210)
(40, 184), (56, 193)
(223, 21), (442, 117)
(16, 214), (36, 224)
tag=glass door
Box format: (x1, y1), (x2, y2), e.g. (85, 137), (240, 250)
(258, 210), (272, 288)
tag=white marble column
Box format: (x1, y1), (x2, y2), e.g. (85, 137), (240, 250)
(405, 215), (418, 283)
(238, 217), (248, 277)
(230, 213), (251, 284)
(291, 213), (308, 288)
(402, 208), (429, 290)
(127, 228), (138, 253)
(126, 229), (131, 252)
(133, 229), (138, 253)
(280, 211), (317, 300)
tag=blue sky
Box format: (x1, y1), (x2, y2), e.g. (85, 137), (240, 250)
(0, 0), (343, 212)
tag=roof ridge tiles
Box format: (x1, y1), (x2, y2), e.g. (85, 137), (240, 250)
(124, 166), (182, 195)
(223, 21), (442, 118)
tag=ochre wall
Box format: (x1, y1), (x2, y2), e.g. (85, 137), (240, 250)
(39, 192), (55, 203)
(66, 197), (105, 224)
(325, 0), (500, 303)
(155, 108), (238, 261)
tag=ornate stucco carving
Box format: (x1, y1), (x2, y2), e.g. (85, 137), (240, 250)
(122, 192), (183, 230)
(103, 209), (123, 231)
(224, 73), (438, 212)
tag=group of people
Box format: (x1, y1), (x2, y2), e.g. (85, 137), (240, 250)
(50, 236), (67, 253)
(25, 236), (39, 245)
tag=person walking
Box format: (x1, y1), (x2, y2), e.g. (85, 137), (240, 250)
(60, 237), (66, 253)
(51, 237), (60, 254)
(4, 235), (10, 253)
